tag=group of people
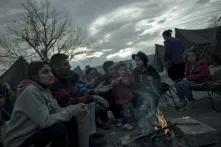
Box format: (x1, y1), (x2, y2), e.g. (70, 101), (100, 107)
(1, 29), (213, 147)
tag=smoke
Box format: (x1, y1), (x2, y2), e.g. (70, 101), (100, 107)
(132, 80), (161, 133)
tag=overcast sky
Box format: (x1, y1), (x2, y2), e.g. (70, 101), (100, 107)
(0, 0), (221, 69)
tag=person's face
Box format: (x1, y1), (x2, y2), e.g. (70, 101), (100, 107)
(56, 59), (71, 76)
(118, 66), (127, 76)
(38, 64), (55, 86)
(135, 56), (144, 67)
(106, 64), (116, 75)
(187, 52), (196, 63)
(163, 35), (169, 41)
(88, 69), (98, 80)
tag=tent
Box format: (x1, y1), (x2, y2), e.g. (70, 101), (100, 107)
(155, 27), (221, 69)
(175, 27), (218, 49)
(154, 44), (165, 72)
(0, 56), (28, 89)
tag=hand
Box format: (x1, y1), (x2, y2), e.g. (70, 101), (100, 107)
(73, 103), (89, 117)
(95, 82), (112, 93)
(93, 95), (110, 108)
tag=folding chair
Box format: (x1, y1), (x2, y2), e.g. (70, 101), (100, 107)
(191, 81), (221, 112)
(160, 82), (179, 110)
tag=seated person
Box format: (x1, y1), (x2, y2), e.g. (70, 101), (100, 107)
(2, 61), (87, 147)
(85, 68), (112, 128)
(102, 61), (123, 119)
(50, 54), (107, 147)
(175, 49), (212, 110)
(111, 62), (135, 129)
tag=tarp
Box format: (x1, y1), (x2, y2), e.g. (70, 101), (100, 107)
(155, 27), (221, 69)
(154, 44), (165, 72)
(175, 27), (218, 49)
(0, 56), (28, 89)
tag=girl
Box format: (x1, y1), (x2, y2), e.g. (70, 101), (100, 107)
(176, 49), (212, 110)
(111, 62), (135, 129)
(3, 61), (87, 147)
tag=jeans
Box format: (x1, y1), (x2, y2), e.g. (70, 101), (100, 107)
(19, 123), (68, 147)
(175, 80), (196, 103)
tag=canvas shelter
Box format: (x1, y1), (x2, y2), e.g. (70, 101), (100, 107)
(0, 56), (28, 89)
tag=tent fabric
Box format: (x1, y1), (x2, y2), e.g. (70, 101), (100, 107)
(0, 57), (28, 89)
(155, 27), (220, 69)
(154, 44), (165, 72)
(175, 27), (218, 49)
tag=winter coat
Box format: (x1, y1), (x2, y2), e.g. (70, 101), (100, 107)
(2, 81), (77, 147)
(185, 59), (212, 83)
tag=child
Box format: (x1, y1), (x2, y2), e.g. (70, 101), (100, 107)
(111, 63), (135, 130)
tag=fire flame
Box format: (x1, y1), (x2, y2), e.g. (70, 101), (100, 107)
(155, 108), (170, 135)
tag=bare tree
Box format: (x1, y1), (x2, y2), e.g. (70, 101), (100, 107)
(0, 0), (91, 62)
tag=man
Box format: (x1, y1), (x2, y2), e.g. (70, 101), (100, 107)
(162, 29), (185, 82)
(50, 54), (106, 147)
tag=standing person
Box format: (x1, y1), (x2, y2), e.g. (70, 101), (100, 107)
(162, 29), (185, 82)
(132, 51), (161, 124)
(176, 49), (212, 110)
(2, 61), (87, 147)
(133, 51), (162, 93)
(50, 54), (107, 147)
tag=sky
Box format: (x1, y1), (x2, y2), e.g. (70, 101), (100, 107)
(0, 0), (221, 69)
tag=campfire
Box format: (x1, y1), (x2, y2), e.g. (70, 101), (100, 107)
(154, 108), (171, 135)
(120, 107), (176, 146)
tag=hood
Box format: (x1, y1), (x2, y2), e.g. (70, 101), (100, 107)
(16, 80), (37, 96)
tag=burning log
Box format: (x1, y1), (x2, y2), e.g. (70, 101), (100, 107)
(121, 121), (202, 146)
(121, 123), (177, 145)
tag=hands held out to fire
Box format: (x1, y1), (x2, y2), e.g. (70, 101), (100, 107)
(95, 81), (112, 93)
(73, 103), (89, 117)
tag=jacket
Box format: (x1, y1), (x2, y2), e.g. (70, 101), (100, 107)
(3, 81), (77, 147)
(185, 59), (212, 82)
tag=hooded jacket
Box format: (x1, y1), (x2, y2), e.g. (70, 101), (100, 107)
(2, 80), (78, 147)
(185, 59), (212, 83)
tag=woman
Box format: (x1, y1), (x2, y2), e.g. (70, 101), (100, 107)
(3, 61), (88, 147)
(176, 49), (212, 110)
(162, 29), (185, 82)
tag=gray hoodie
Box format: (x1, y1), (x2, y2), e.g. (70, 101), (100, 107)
(2, 82), (78, 147)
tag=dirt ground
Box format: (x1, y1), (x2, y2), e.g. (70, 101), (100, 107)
(101, 93), (221, 147)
